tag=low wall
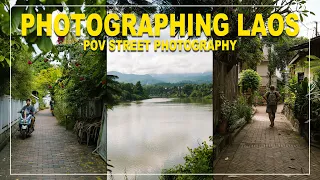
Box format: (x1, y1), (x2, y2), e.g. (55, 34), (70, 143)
(0, 119), (19, 151)
(283, 104), (300, 131)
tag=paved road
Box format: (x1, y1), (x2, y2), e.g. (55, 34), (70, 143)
(214, 105), (320, 180)
(0, 109), (107, 180)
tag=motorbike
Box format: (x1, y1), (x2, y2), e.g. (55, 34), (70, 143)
(18, 110), (34, 139)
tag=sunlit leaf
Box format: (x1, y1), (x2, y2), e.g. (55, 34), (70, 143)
(307, 55), (320, 60)
(11, 7), (25, 33)
(0, 55), (4, 62)
(5, 57), (10, 66)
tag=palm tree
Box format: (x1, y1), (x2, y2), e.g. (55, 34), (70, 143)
(84, 0), (158, 108)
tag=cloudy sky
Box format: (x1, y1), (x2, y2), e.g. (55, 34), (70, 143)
(107, 29), (213, 75)
(107, 0), (320, 75)
(9, 0), (320, 74)
(297, 0), (319, 38)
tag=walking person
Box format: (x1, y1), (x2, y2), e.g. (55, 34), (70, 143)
(263, 85), (281, 127)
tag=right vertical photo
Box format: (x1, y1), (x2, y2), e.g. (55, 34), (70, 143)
(213, 1), (320, 179)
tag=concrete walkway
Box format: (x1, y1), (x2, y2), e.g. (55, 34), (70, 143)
(0, 109), (107, 180)
(214, 105), (320, 179)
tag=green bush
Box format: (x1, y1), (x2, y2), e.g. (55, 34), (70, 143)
(288, 77), (309, 121)
(310, 72), (320, 131)
(39, 103), (46, 110)
(277, 79), (286, 103)
(236, 96), (253, 122)
(254, 92), (265, 106)
(220, 95), (252, 132)
(221, 98), (239, 128)
(239, 69), (261, 93)
(285, 77), (297, 109)
(160, 136), (213, 180)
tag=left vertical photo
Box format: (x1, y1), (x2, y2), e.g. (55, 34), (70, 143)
(0, 1), (107, 179)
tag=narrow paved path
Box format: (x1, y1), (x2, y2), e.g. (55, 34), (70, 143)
(214, 105), (320, 180)
(0, 109), (107, 179)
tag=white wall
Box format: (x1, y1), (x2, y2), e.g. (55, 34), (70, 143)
(42, 94), (51, 108)
(257, 61), (269, 76)
(0, 95), (40, 135)
(0, 95), (25, 135)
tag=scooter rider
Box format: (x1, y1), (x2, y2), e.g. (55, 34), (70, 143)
(20, 99), (35, 129)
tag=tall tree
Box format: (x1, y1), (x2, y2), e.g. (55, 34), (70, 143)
(134, 81), (144, 96)
(263, 34), (309, 72)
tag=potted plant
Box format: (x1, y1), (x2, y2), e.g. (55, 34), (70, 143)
(239, 69), (261, 106)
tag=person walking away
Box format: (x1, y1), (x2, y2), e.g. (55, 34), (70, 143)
(20, 98), (36, 129)
(50, 100), (54, 116)
(263, 85), (281, 127)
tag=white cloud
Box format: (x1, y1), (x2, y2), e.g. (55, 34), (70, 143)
(107, 28), (213, 74)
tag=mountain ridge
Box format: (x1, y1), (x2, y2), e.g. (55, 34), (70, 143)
(107, 71), (213, 85)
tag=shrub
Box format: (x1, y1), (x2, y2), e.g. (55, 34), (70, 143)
(220, 95), (252, 132)
(236, 96), (253, 122)
(160, 136), (213, 180)
(310, 72), (320, 131)
(254, 93), (265, 106)
(239, 69), (261, 93)
(39, 103), (46, 110)
(289, 77), (309, 121)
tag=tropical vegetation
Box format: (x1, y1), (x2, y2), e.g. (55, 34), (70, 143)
(144, 83), (212, 99)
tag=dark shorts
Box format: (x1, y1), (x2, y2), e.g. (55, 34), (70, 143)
(266, 105), (277, 114)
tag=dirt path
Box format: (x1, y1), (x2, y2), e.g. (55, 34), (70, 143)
(0, 109), (107, 179)
(214, 105), (320, 180)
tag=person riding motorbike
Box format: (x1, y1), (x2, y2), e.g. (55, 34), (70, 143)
(20, 98), (35, 130)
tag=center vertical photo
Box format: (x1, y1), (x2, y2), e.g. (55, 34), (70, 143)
(106, 25), (213, 179)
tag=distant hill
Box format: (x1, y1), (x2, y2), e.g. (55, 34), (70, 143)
(107, 71), (164, 85)
(151, 72), (212, 84)
(107, 71), (212, 85)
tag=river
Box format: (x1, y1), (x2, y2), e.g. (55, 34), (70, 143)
(107, 98), (213, 179)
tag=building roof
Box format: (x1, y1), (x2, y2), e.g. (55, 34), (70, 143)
(288, 36), (320, 65)
(288, 36), (320, 51)
(288, 50), (308, 65)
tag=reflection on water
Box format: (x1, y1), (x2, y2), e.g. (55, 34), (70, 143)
(107, 98), (212, 179)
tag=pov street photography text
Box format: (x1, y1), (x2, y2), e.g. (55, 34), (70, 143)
(21, 12), (300, 52)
